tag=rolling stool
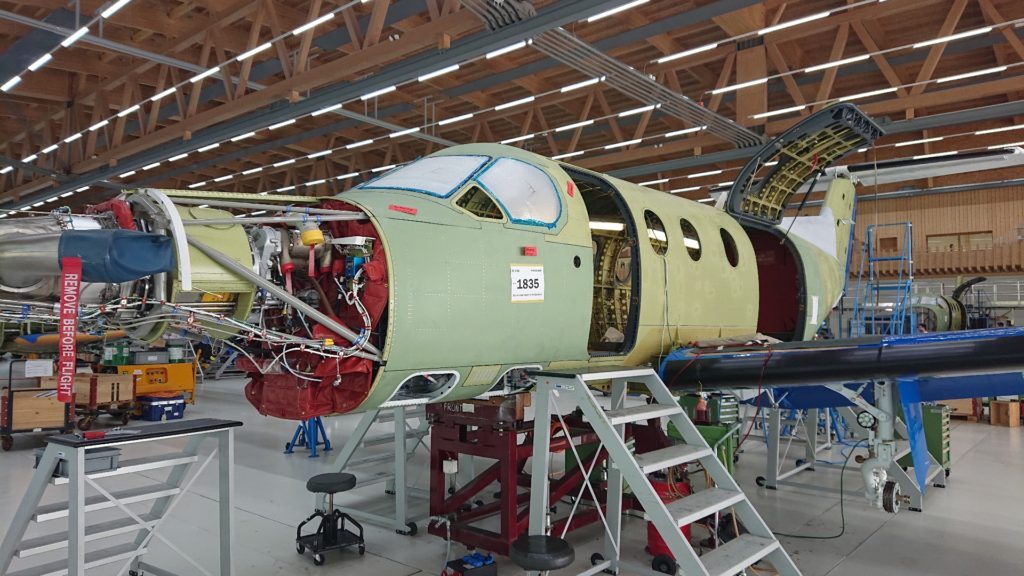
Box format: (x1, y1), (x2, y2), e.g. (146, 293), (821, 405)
(510, 535), (575, 574)
(296, 473), (365, 566)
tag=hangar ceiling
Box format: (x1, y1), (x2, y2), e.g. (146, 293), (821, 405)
(0, 0), (1022, 211)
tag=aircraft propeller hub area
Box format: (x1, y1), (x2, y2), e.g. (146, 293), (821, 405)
(1, 1), (1023, 575)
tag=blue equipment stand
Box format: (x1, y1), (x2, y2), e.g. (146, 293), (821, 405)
(285, 416), (333, 458)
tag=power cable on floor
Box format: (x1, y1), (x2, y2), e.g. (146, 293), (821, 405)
(771, 439), (867, 540)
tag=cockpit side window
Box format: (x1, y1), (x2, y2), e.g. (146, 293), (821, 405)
(356, 155), (490, 197)
(455, 186), (504, 220)
(475, 158), (562, 228)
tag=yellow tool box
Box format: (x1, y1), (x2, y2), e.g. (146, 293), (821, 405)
(114, 361), (197, 403)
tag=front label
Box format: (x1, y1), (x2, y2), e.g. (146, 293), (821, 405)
(57, 257), (82, 404)
(511, 265), (544, 302)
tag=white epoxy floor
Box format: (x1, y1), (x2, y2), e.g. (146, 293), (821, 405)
(2, 377), (1022, 576)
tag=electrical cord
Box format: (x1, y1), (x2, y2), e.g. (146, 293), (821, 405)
(771, 439), (867, 540)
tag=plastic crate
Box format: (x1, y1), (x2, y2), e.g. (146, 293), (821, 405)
(34, 446), (121, 477)
(138, 394), (186, 421)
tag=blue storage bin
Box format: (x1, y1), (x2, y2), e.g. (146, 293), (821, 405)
(138, 395), (186, 421)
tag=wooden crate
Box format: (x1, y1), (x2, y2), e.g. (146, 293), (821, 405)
(1, 388), (66, 430)
(939, 398), (976, 421)
(991, 400), (1021, 427)
(39, 374), (134, 406)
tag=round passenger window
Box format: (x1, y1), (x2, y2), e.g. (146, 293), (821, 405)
(720, 228), (739, 267)
(644, 210), (668, 256)
(680, 218), (701, 261)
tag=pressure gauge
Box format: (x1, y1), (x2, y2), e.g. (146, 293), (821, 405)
(856, 411), (877, 429)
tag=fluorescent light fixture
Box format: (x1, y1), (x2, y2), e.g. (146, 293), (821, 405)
(76, 186), (89, 192)
(665, 126), (706, 137)
(60, 27), (89, 48)
(268, 119), (296, 130)
(291, 13), (335, 36)
(560, 77), (602, 93)
(656, 43), (718, 64)
(23, 154), (38, 162)
(390, 127), (421, 138)
(32, 201), (44, 208)
(27, 53), (53, 72)
(589, 221), (624, 231)
(1, 76), (21, 92)
(64, 133), (82, 143)
(242, 167), (263, 175)
(551, 151), (584, 160)
(752, 105), (806, 119)
(371, 164), (396, 173)
(168, 152), (189, 162)
(273, 159), (296, 167)
(196, 204), (209, 209)
(42, 144), (58, 154)
(117, 104), (141, 117)
(439, 113), (473, 125)
(913, 27), (991, 49)
(605, 139), (642, 150)
(307, 178), (327, 186)
(45, 196), (57, 203)
(587, 0), (649, 23)
(142, 162), (161, 170)
(619, 104), (657, 117)
(306, 150), (331, 159)
(418, 64), (460, 82)
(277, 185), (296, 192)
(711, 78), (767, 95)
(197, 143), (220, 152)
(718, 181), (734, 187)
(101, 0), (132, 18)
(337, 172), (359, 180)
(857, 148), (868, 153)
(118, 170), (137, 178)
(639, 178), (669, 186)
(688, 169), (723, 178)
(213, 175), (232, 182)
(89, 119), (110, 131)
(764, 160), (779, 166)
(555, 120), (594, 132)
(231, 131), (257, 142)
(838, 87), (897, 101)
(913, 151), (958, 160)
(894, 136), (943, 147)
(346, 139), (373, 149)
(0, 167), (12, 174)
(671, 186), (700, 193)
(758, 11), (830, 35)
(312, 103), (343, 116)
(486, 41), (528, 59)
(191, 67), (219, 83)
(236, 42), (272, 62)
(697, 198), (715, 203)
(251, 210), (266, 216)
(987, 141), (1024, 150)
(648, 229), (667, 242)
(975, 125), (1024, 136)
(803, 54), (870, 73)
(360, 86), (396, 100)
(935, 66), (1007, 83)
(501, 133), (534, 144)
(150, 87), (176, 101)
(494, 96), (535, 111)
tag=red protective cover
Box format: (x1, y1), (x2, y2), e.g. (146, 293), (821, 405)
(243, 200), (388, 419)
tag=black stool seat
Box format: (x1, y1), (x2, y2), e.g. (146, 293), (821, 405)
(306, 472), (356, 494)
(510, 535), (575, 571)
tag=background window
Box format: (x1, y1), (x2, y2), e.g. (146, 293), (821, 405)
(359, 155), (489, 197)
(477, 158), (561, 226)
(878, 237), (898, 252)
(680, 218), (702, 261)
(644, 210), (668, 255)
(456, 186), (503, 220)
(721, 228), (739, 267)
(927, 231), (993, 252)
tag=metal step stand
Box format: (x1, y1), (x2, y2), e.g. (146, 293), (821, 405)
(528, 367), (801, 576)
(0, 418), (240, 576)
(757, 401), (834, 491)
(328, 406), (430, 534)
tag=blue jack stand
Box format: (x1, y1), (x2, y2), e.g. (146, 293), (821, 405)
(285, 416), (333, 458)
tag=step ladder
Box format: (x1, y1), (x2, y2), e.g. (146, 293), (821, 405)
(528, 367), (801, 576)
(850, 222), (915, 337)
(329, 406), (430, 534)
(0, 418), (239, 576)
